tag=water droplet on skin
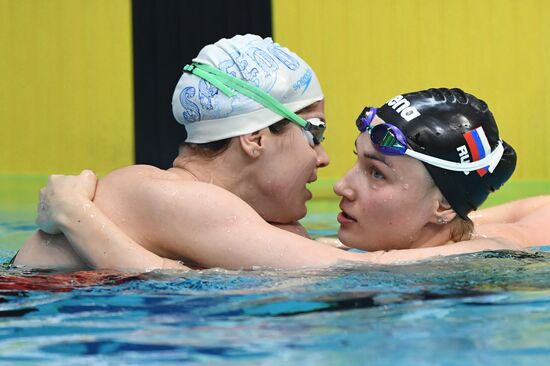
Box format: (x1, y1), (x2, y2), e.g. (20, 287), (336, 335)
(402, 183), (409, 190)
(471, 231), (488, 239)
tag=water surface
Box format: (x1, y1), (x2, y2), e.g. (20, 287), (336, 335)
(1, 204), (549, 365)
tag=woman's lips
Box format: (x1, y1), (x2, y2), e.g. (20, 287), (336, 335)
(305, 175), (317, 200)
(307, 174), (318, 184)
(337, 210), (356, 225)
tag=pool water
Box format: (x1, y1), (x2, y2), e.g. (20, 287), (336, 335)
(1, 204), (550, 365)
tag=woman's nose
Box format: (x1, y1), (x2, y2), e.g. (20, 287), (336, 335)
(314, 144), (330, 168)
(333, 170), (355, 200)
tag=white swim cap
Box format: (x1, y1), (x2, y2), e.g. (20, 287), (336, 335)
(172, 34), (324, 143)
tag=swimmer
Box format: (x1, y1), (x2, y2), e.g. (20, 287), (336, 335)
(20, 87), (550, 271)
(13, 34), (330, 269)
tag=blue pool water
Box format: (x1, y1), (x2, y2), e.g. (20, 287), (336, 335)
(1, 204), (550, 365)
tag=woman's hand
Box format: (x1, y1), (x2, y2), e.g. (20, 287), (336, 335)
(36, 170), (98, 234)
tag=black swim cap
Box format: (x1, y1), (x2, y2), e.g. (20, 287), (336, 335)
(377, 88), (517, 218)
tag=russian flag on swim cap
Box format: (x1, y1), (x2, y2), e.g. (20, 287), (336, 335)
(463, 126), (491, 177)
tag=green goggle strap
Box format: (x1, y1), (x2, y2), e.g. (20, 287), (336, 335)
(183, 63), (308, 129)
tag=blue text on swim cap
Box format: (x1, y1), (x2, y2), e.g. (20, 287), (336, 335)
(292, 69), (313, 95)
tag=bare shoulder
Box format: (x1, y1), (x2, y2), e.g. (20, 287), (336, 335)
(93, 166), (213, 242)
(97, 165), (264, 232)
(97, 165), (232, 199)
(474, 222), (548, 248)
(471, 195), (550, 225)
(469, 195), (550, 247)
(461, 236), (524, 251)
(98, 165), (176, 191)
(90, 165), (266, 260)
(139, 179), (264, 225)
(95, 165), (193, 207)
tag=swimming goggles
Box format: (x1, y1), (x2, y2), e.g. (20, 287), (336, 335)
(356, 106), (504, 173)
(183, 63), (325, 147)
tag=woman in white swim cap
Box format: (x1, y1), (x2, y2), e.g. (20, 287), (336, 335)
(14, 34), (331, 269)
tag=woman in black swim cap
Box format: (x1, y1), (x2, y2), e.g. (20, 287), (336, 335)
(335, 88), (517, 251)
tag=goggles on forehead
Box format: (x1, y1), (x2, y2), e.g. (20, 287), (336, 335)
(183, 63), (325, 146)
(355, 106), (504, 173)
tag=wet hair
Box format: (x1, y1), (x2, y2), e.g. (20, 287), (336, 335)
(179, 119), (291, 159)
(449, 216), (474, 242)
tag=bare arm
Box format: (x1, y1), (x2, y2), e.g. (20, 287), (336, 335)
(36, 171), (358, 271)
(371, 236), (523, 264)
(55, 199), (188, 271)
(35, 172), (531, 272)
(470, 196), (550, 247)
(470, 195), (550, 225)
(36, 171), (187, 271)
(55, 195), (523, 269)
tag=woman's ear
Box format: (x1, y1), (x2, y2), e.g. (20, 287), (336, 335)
(238, 128), (268, 159)
(429, 195), (457, 225)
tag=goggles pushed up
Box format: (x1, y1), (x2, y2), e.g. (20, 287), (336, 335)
(356, 106), (504, 173)
(183, 63), (325, 146)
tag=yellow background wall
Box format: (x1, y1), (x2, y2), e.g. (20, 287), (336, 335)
(1, 0), (548, 203)
(273, 0), (550, 197)
(0, 0), (133, 176)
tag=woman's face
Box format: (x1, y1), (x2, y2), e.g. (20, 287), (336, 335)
(256, 100), (330, 223)
(334, 116), (441, 251)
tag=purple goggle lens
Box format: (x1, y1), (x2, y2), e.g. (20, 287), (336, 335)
(355, 106), (409, 155)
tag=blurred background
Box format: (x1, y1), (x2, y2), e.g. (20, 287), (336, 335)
(1, 0), (549, 205)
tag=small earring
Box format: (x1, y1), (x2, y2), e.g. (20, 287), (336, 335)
(437, 217), (447, 225)
(252, 149), (257, 156)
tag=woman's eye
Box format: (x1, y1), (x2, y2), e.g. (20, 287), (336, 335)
(370, 168), (385, 180)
